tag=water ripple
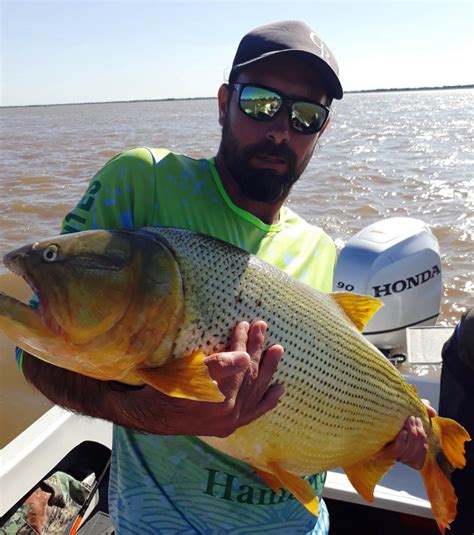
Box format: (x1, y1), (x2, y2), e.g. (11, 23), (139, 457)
(1, 89), (473, 324)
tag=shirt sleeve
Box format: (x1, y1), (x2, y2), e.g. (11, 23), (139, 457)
(60, 147), (156, 234)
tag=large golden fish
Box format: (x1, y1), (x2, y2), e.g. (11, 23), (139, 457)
(0, 227), (469, 533)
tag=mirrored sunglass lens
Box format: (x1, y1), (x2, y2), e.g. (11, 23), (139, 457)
(240, 86), (282, 120)
(291, 102), (327, 133)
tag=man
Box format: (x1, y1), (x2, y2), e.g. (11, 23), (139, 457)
(439, 309), (474, 535)
(19, 21), (432, 533)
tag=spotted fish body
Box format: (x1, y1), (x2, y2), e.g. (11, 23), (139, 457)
(0, 227), (470, 533)
(162, 229), (420, 468)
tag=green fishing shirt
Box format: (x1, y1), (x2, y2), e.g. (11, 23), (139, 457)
(61, 147), (337, 534)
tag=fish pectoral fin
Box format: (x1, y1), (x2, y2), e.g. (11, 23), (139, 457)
(136, 350), (225, 402)
(254, 468), (283, 495)
(420, 416), (471, 534)
(266, 462), (319, 516)
(330, 292), (383, 332)
(343, 441), (397, 502)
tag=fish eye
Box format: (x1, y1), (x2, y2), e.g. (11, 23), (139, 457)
(43, 245), (59, 262)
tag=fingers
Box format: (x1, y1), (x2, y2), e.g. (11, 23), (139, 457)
(229, 321), (250, 352)
(238, 345), (285, 426)
(239, 383), (285, 426)
(396, 416), (428, 470)
(237, 344), (284, 407)
(204, 321), (251, 389)
(206, 320), (254, 383)
(421, 399), (437, 417)
(235, 323), (285, 425)
(245, 320), (267, 378)
(234, 321), (271, 401)
(205, 352), (250, 381)
(202, 319), (284, 435)
(254, 343), (284, 390)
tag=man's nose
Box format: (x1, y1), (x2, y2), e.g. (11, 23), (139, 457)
(265, 108), (290, 145)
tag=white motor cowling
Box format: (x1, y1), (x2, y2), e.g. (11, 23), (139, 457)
(333, 217), (442, 353)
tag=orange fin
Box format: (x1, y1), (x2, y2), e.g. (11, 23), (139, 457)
(436, 417), (471, 470)
(330, 292), (383, 331)
(343, 441), (397, 502)
(254, 468), (283, 495)
(420, 416), (471, 534)
(267, 462), (319, 516)
(136, 351), (225, 402)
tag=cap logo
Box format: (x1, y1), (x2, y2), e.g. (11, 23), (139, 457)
(310, 32), (332, 65)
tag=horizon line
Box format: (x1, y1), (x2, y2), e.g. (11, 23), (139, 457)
(2, 84), (473, 109)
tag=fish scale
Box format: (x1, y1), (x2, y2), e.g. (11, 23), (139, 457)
(151, 228), (422, 470)
(1, 226), (469, 532)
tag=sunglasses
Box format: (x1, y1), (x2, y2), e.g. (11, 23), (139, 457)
(231, 83), (330, 135)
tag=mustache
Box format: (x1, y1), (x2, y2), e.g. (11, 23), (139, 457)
(243, 141), (297, 165)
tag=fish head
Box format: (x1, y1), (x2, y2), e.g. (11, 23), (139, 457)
(4, 230), (140, 344)
(2, 228), (188, 383)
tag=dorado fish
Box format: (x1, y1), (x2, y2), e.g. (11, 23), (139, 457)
(0, 227), (470, 533)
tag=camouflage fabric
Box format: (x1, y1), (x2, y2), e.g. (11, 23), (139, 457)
(0, 471), (90, 534)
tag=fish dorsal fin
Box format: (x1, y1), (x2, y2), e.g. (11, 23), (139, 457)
(330, 292), (383, 332)
(136, 350), (225, 402)
(343, 441), (397, 502)
(266, 462), (320, 516)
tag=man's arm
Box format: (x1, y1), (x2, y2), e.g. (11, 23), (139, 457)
(21, 299), (432, 462)
(22, 320), (284, 437)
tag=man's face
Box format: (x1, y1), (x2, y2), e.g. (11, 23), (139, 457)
(218, 55), (330, 204)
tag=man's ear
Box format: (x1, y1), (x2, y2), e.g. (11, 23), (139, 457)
(318, 117), (331, 137)
(218, 84), (230, 127)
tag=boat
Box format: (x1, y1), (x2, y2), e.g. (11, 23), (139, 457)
(0, 407), (113, 533)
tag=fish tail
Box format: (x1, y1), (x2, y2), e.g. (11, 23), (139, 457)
(421, 416), (470, 534)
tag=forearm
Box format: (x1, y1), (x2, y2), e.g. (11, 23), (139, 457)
(22, 351), (170, 433)
(21, 321), (284, 437)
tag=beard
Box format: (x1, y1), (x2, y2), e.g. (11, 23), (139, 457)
(220, 119), (307, 203)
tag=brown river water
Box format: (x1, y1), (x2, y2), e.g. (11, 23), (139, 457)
(0, 89), (473, 447)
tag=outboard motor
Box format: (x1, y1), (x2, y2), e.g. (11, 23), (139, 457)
(333, 217), (442, 358)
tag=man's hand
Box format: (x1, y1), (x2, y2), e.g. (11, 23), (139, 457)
(125, 320), (284, 437)
(395, 401), (437, 470)
(205, 320), (285, 431)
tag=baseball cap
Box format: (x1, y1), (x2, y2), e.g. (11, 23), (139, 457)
(230, 20), (343, 100)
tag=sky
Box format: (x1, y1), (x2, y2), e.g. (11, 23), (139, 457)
(1, 0), (473, 106)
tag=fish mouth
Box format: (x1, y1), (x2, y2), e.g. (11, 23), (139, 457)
(4, 248), (28, 278)
(3, 246), (61, 335)
(4, 246), (39, 296)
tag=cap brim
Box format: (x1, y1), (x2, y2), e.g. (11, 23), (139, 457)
(232, 49), (343, 100)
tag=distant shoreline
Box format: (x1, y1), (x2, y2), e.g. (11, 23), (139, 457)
(2, 84), (473, 109)
(348, 84), (474, 95)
